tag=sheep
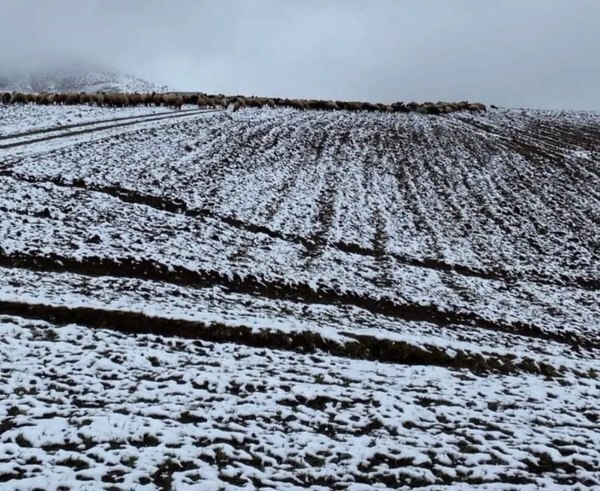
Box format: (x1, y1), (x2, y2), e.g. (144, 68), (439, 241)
(55, 93), (68, 105)
(196, 95), (208, 108)
(79, 92), (92, 105)
(253, 97), (268, 107)
(144, 93), (157, 106)
(106, 93), (122, 107)
(391, 102), (408, 113)
(129, 92), (142, 106)
(142, 92), (154, 106)
(312, 99), (336, 111)
(205, 96), (218, 108)
(111, 93), (125, 107)
(469, 102), (487, 111)
(163, 94), (183, 110)
(118, 94), (131, 107)
(64, 93), (78, 105)
(360, 102), (378, 111)
(88, 94), (101, 106)
(13, 93), (29, 104)
(183, 93), (199, 104)
(152, 93), (163, 106)
(424, 104), (442, 115)
(103, 94), (114, 107)
(244, 97), (260, 108)
(289, 99), (304, 110)
(173, 95), (184, 110)
(1, 87), (484, 117)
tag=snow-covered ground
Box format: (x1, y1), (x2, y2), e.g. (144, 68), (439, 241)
(0, 104), (598, 489)
(0, 103), (177, 137)
(1, 316), (599, 490)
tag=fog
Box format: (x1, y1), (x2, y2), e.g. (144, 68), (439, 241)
(1, 0), (599, 109)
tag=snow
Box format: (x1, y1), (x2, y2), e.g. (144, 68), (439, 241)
(1, 316), (599, 489)
(0, 103), (598, 489)
(0, 103), (168, 137)
(0, 62), (164, 95)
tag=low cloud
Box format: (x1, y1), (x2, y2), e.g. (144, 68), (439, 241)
(1, 0), (598, 109)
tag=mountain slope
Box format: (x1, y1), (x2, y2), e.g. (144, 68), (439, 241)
(0, 61), (165, 93)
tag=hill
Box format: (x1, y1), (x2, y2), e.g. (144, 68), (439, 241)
(0, 103), (598, 489)
(0, 61), (165, 94)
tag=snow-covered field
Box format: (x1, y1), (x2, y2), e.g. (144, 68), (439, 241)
(0, 104), (169, 137)
(0, 104), (598, 489)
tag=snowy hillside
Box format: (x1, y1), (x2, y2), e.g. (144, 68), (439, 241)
(0, 104), (598, 489)
(0, 61), (165, 94)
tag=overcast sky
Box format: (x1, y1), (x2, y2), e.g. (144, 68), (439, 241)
(1, 0), (599, 109)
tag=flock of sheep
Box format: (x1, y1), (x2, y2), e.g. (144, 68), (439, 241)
(0, 90), (487, 115)
(1, 91), (186, 110)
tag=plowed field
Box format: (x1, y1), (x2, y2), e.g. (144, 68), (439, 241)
(0, 105), (598, 489)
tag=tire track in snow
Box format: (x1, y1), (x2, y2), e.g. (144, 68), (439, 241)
(0, 108), (185, 142)
(0, 108), (222, 151)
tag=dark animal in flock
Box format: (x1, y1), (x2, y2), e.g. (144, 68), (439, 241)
(183, 94), (198, 104)
(1, 90), (487, 115)
(79, 92), (92, 105)
(13, 93), (29, 104)
(196, 95), (207, 108)
(163, 94), (184, 110)
(129, 93), (143, 106)
(152, 93), (163, 106)
(66, 93), (79, 105)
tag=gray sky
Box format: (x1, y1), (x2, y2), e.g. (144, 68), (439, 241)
(1, 0), (599, 109)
